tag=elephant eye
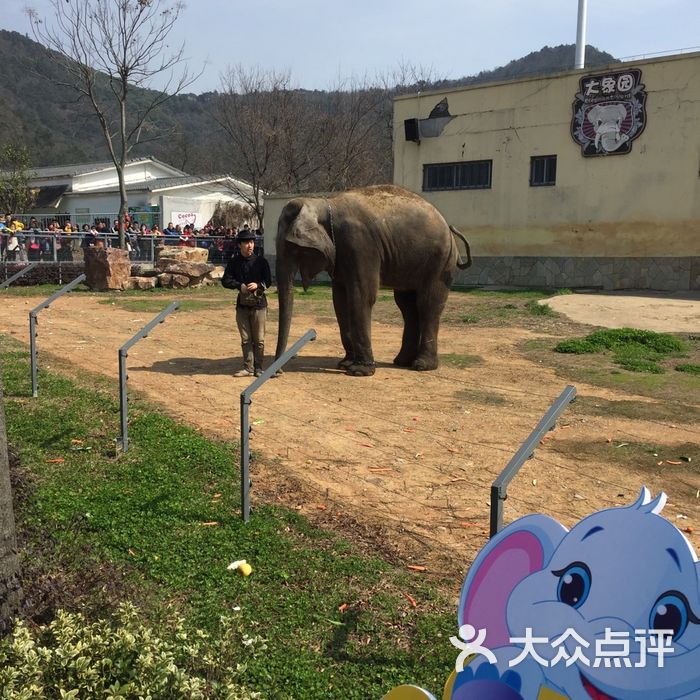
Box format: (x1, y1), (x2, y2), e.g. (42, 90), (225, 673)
(650, 592), (690, 641)
(553, 562), (591, 609)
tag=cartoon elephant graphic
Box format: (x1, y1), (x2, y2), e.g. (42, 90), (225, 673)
(587, 103), (630, 153)
(382, 488), (700, 699)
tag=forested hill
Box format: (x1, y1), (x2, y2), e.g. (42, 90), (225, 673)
(0, 28), (617, 175)
(434, 44), (618, 89)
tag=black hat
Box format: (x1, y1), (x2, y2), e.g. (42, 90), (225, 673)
(237, 230), (256, 241)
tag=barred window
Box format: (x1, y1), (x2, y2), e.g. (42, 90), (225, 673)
(530, 155), (557, 186)
(423, 160), (492, 191)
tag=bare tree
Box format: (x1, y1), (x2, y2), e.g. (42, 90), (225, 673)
(0, 375), (22, 637)
(27, 0), (199, 248)
(316, 79), (392, 190)
(214, 66), (300, 226)
(215, 67), (396, 221)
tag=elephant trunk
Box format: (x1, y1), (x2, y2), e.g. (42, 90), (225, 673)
(275, 256), (296, 360)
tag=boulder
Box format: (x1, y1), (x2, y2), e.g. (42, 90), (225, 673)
(126, 276), (157, 290)
(84, 247), (131, 291)
(207, 265), (225, 281)
(171, 274), (190, 288)
(155, 259), (214, 278)
(157, 273), (173, 287)
(156, 245), (209, 264)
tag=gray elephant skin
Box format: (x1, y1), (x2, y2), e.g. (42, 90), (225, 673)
(274, 185), (471, 376)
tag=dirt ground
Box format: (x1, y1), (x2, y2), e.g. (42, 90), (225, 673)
(546, 290), (700, 333)
(1, 289), (699, 580)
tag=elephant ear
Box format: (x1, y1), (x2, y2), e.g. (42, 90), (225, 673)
(457, 514), (566, 649)
(286, 202), (336, 271)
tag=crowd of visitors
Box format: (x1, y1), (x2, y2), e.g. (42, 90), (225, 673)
(0, 212), (263, 264)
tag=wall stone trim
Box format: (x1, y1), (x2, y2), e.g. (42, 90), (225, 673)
(268, 255), (699, 292)
(454, 256), (699, 292)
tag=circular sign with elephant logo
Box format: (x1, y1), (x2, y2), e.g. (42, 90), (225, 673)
(571, 68), (647, 157)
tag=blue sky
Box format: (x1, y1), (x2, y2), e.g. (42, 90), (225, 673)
(6, 0), (700, 92)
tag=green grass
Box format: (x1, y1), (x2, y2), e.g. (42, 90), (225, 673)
(525, 299), (555, 316)
(454, 388), (507, 406)
(440, 353), (484, 369)
(521, 335), (700, 402)
(676, 364), (700, 375)
(1, 334), (456, 699)
(555, 328), (688, 373)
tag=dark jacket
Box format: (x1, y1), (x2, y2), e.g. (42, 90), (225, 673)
(222, 252), (272, 309)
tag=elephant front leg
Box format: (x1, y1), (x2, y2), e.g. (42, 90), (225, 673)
(393, 289), (419, 367)
(332, 283), (354, 370)
(346, 287), (376, 376)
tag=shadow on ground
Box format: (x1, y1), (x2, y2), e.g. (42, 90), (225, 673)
(129, 355), (400, 376)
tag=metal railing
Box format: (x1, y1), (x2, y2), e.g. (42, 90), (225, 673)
(490, 385), (577, 537)
(0, 263), (39, 289)
(1, 232), (260, 266)
(29, 275), (87, 398)
(239, 330), (317, 522)
(118, 302), (180, 452)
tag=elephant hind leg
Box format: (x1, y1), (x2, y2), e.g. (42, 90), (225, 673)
(412, 283), (449, 371)
(393, 289), (419, 367)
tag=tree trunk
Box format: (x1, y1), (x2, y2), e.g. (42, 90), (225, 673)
(0, 375), (22, 636)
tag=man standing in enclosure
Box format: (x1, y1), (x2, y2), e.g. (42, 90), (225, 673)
(222, 229), (272, 377)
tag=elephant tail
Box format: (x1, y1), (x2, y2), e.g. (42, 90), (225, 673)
(450, 225), (473, 269)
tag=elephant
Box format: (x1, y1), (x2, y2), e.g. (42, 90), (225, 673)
(381, 487), (700, 699)
(274, 185), (472, 376)
(587, 103), (630, 153)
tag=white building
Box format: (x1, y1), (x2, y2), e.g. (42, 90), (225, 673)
(25, 156), (254, 229)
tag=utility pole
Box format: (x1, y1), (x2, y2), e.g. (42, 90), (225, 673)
(575, 0), (588, 69)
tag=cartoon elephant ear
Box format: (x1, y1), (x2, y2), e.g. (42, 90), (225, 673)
(457, 514), (566, 649)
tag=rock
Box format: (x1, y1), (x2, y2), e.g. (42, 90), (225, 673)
(126, 276), (157, 290)
(155, 259), (213, 278)
(171, 274), (190, 288)
(157, 273), (173, 287)
(207, 265), (225, 281)
(156, 245), (209, 264)
(84, 247), (131, 291)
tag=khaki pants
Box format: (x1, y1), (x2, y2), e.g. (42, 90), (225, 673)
(236, 306), (267, 372)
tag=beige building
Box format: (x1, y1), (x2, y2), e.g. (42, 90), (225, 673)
(394, 52), (700, 290)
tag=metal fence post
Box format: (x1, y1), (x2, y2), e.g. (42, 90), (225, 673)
(117, 302), (180, 452)
(239, 329), (317, 522)
(29, 313), (38, 398)
(489, 385), (577, 537)
(28, 274), (86, 398)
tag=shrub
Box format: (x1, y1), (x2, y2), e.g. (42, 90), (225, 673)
(526, 300), (554, 316)
(676, 364), (700, 375)
(554, 339), (599, 354)
(0, 604), (262, 699)
(554, 328), (687, 373)
(584, 328), (685, 354)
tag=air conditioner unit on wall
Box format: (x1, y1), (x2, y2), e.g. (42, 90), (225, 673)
(404, 118), (420, 143)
